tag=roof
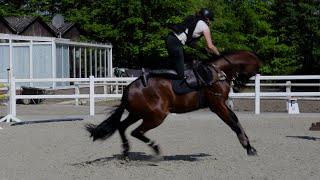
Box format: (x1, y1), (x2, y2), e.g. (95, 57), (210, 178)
(3, 16), (39, 33)
(2, 16), (57, 35)
(0, 17), (17, 33)
(0, 16), (76, 36)
(48, 22), (76, 35)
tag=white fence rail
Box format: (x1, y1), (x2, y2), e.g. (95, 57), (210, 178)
(1, 74), (319, 122)
(12, 76), (136, 117)
(229, 74), (320, 114)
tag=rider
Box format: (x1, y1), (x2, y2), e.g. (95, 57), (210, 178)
(166, 8), (220, 79)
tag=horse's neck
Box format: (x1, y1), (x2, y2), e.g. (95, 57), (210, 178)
(212, 51), (260, 80)
(213, 58), (240, 79)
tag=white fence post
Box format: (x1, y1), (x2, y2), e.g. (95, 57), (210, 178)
(286, 81), (291, 95)
(10, 76), (16, 116)
(286, 81), (291, 111)
(75, 84), (79, 106)
(89, 76), (95, 116)
(255, 74), (261, 114)
(227, 85), (234, 110)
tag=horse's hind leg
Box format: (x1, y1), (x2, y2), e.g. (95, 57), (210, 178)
(130, 116), (166, 156)
(209, 101), (257, 156)
(118, 113), (140, 157)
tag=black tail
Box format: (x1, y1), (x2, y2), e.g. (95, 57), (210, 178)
(86, 87), (129, 141)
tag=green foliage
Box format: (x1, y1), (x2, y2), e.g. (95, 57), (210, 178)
(271, 0), (320, 74)
(207, 0), (316, 75)
(0, 0), (319, 74)
(64, 0), (190, 67)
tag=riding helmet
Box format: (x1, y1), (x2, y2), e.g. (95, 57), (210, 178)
(199, 8), (214, 21)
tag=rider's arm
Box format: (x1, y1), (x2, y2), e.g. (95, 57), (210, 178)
(203, 29), (220, 56)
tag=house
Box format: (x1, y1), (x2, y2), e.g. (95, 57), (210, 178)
(48, 14), (82, 41)
(0, 15), (108, 90)
(0, 16), (56, 37)
(0, 15), (82, 40)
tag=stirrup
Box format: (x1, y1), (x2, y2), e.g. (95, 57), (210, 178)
(179, 75), (187, 85)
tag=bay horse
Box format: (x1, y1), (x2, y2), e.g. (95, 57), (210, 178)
(86, 51), (261, 158)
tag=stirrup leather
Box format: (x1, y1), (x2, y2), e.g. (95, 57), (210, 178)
(141, 68), (147, 87)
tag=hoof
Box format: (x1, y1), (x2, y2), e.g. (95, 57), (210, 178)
(152, 144), (161, 156)
(122, 142), (130, 158)
(247, 147), (257, 156)
(122, 150), (129, 158)
(120, 154), (130, 162)
(121, 149), (130, 161)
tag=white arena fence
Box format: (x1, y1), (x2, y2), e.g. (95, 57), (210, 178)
(229, 74), (320, 114)
(0, 74), (319, 122)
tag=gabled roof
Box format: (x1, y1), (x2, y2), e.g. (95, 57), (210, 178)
(48, 22), (76, 35)
(1, 16), (56, 35)
(0, 17), (17, 33)
(0, 15), (82, 38)
(4, 16), (37, 33)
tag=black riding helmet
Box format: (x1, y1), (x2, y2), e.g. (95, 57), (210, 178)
(199, 8), (214, 21)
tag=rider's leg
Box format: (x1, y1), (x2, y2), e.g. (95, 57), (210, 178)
(173, 48), (185, 79)
(166, 34), (185, 79)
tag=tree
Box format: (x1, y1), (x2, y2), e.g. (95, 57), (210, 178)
(272, 0), (320, 74)
(66, 0), (190, 68)
(0, 0), (318, 74)
(0, 0), (27, 16)
(208, 0), (301, 74)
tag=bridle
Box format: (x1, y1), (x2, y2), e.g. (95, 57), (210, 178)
(205, 55), (241, 97)
(220, 55), (239, 82)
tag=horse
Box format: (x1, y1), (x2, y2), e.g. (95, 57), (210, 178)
(86, 51), (262, 158)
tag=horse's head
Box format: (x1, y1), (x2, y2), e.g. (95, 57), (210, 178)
(211, 51), (262, 92)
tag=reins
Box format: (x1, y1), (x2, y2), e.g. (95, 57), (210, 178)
(220, 55), (239, 82)
(206, 55), (238, 82)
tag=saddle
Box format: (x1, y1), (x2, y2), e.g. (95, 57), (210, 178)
(141, 60), (226, 94)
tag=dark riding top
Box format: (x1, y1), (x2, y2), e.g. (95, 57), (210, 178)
(166, 15), (210, 79)
(170, 15), (210, 45)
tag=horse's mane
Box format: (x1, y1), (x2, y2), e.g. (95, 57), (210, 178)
(203, 50), (262, 64)
(221, 50), (254, 55)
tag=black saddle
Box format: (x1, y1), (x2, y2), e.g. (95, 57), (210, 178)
(141, 61), (222, 94)
(171, 63), (215, 94)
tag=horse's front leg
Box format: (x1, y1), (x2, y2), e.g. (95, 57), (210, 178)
(209, 100), (257, 156)
(227, 107), (257, 156)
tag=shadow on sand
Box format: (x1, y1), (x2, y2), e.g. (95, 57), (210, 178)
(286, 135), (320, 141)
(71, 152), (211, 167)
